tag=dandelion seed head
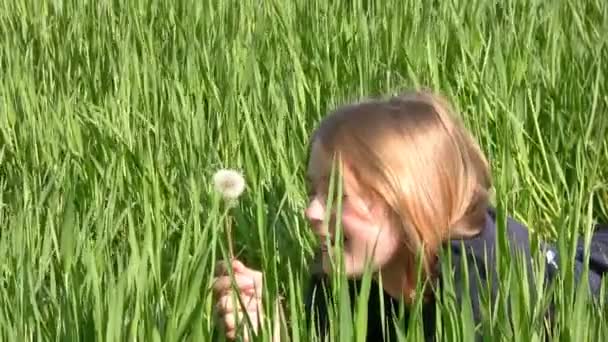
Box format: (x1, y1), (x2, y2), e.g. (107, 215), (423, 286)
(213, 169), (246, 200)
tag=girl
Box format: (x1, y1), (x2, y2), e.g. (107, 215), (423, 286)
(212, 90), (608, 341)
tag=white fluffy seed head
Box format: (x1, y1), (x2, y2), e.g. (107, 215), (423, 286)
(213, 169), (246, 200)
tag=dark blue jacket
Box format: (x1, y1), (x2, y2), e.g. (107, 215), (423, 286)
(304, 207), (608, 341)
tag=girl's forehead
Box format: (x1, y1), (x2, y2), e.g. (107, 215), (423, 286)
(307, 142), (328, 176)
(307, 141), (360, 190)
(307, 141), (340, 181)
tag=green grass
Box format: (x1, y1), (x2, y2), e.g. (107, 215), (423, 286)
(1, 0), (608, 340)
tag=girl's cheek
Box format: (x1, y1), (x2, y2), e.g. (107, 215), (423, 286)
(341, 210), (370, 231)
(342, 215), (382, 246)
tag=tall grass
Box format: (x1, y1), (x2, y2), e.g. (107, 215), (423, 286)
(0, 0), (607, 340)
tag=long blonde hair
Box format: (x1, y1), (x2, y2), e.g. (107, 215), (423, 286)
(312, 90), (492, 299)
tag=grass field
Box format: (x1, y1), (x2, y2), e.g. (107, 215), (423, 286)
(1, 0), (608, 341)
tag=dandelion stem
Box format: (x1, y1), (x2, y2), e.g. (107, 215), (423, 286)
(226, 212), (234, 258)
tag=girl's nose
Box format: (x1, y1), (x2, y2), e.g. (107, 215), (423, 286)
(305, 197), (325, 224)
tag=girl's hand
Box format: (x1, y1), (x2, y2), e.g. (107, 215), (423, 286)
(213, 259), (264, 341)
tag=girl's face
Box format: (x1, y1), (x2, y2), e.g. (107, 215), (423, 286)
(305, 141), (404, 277)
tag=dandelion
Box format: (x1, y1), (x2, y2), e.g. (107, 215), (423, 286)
(213, 169), (246, 258)
(213, 169), (246, 201)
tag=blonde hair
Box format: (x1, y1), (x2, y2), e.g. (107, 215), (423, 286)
(312, 90), (492, 299)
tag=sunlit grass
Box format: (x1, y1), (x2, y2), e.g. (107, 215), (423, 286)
(0, 0), (607, 341)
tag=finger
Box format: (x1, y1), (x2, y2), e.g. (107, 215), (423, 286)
(212, 274), (256, 296)
(231, 259), (246, 273)
(225, 328), (250, 342)
(214, 259), (234, 276)
(225, 326), (254, 342)
(241, 326), (253, 342)
(215, 258), (248, 275)
(230, 265), (263, 295)
(215, 293), (261, 315)
(224, 311), (259, 332)
(232, 261), (262, 279)
(215, 259), (261, 279)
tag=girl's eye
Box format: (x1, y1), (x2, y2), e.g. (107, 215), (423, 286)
(305, 184), (316, 199)
(305, 180), (347, 201)
(307, 189), (316, 199)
